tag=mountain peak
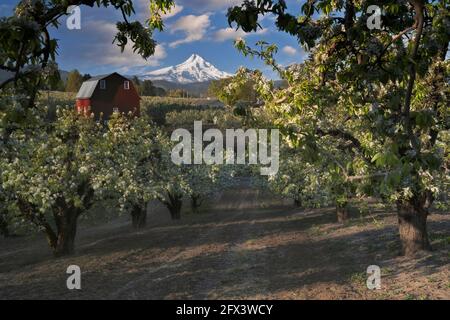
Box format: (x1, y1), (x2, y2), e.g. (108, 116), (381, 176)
(181, 54), (208, 68)
(186, 54), (203, 62)
(141, 54), (232, 84)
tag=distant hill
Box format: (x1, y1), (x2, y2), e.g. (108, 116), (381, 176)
(150, 80), (212, 97)
(149, 79), (287, 97)
(0, 69), (70, 84)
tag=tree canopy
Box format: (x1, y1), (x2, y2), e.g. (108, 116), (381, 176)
(227, 0), (449, 256)
(65, 70), (83, 92)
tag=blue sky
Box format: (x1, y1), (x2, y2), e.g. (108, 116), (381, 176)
(0, 0), (307, 79)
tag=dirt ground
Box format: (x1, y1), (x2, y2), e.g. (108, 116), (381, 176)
(0, 187), (449, 300)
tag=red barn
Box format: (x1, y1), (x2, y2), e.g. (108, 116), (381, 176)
(76, 73), (140, 119)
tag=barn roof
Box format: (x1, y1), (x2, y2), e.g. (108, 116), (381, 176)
(76, 80), (99, 99)
(76, 72), (129, 99)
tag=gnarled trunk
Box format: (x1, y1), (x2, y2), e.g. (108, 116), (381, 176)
(16, 182), (94, 256)
(166, 193), (182, 220)
(397, 196), (431, 256)
(191, 195), (202, 214)
(336, 202), (349, 223)
(53, 210), (79, 257)
(131, 205), (147, 229)
(168, 201), (182, 220)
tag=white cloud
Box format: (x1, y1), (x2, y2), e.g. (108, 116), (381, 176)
(161, 4), (184, 19)
(83, 21), (167, 68)
(169, 14), (211, 47)
(213, 27), (268, 42)
(214, 28), (247, 42)
(103, 43), (167, 67)
(282, 45), (298, 56)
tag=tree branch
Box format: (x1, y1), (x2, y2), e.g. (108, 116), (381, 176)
(404, 0), (425, 152)
(315, 128), (371, 164)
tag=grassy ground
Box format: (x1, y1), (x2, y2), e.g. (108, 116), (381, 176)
(0, 188), (448, 300)
(38, 91), (221, 107)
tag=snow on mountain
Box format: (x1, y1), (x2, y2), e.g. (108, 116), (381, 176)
(140, 54), (233, 84)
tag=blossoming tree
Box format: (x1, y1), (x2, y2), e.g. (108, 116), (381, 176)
(227, 0), (449, 255)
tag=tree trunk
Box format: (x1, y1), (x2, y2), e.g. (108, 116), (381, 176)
(336, 202), (349, 223)
(397, 197), (431, 256)
(131, 205), (147, 229)
(0, 214), (9, 238)
(294, 198), (302, 208)
(53, 211), (79, 257)
(167, 196), (182, 220)
(191, 195), (202, 214)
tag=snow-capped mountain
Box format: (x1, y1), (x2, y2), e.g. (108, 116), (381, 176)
(141, 54), (232, 84)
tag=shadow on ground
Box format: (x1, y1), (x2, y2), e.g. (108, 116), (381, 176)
(0, 188), (448, 300)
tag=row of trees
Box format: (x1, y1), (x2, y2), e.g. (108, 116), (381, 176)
(1, 0), (448, 261)
(223, 0), (449, 256)
(208, 77), (258, 106)
(0, 107), (233, 256)
(0, 0), (178, 257)
(131, 77), (167, 97)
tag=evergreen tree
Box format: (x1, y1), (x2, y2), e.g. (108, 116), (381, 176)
(65, 70), (83, 92)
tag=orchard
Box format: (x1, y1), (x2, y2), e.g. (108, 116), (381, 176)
(0, 0), (448, 265)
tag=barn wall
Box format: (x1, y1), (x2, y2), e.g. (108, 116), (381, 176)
(90, 74), (140, 119)
(76, 99), (91, 115)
